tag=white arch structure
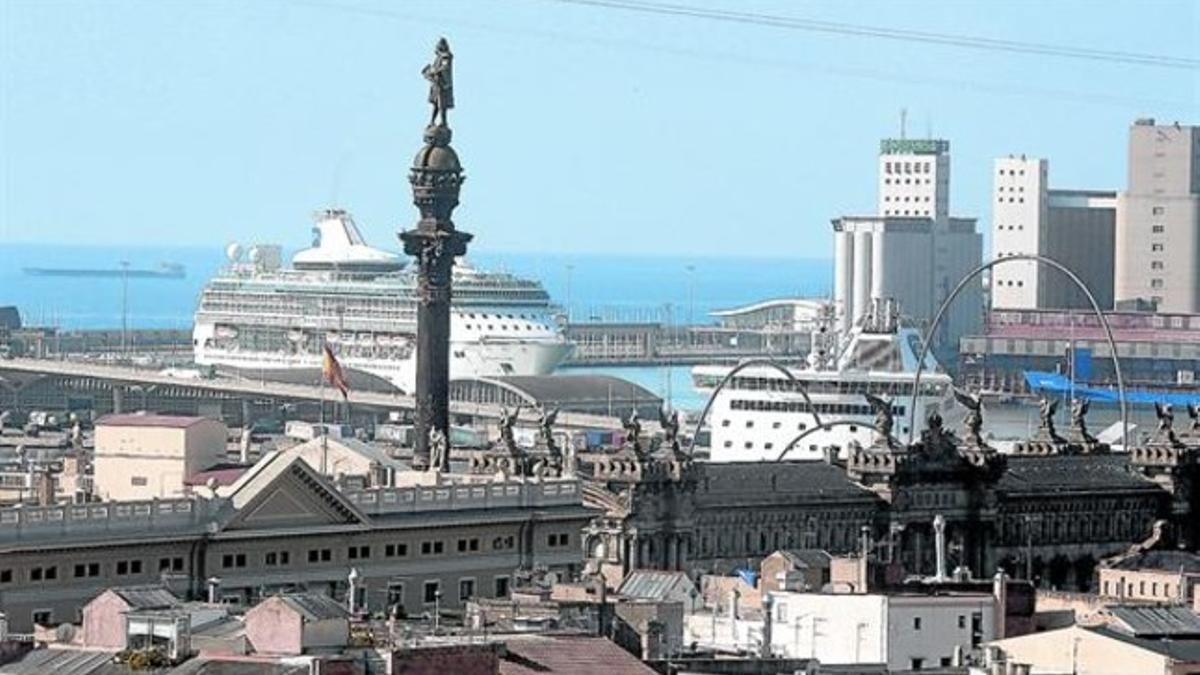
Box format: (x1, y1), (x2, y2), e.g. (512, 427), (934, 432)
(906, 254), (1128, 448)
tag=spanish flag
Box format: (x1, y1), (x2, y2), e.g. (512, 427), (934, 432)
(322, 343), (350, 399)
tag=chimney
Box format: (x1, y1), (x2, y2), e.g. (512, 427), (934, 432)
(206, 576), (222, 604)
(35, 469), (55, 506)
(239, 427), (252, 464)
(641, 619), (665, 660)
(993, 570), (1009, 640)
(933, 515), (947, 581)
(347, 567), (361, 614)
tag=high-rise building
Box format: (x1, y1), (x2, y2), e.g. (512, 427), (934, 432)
(878, 138), (950, 221)
(834, 138), (982, 350)
(990, 156), (1116, 311)
(1114, 120), (1200, 313)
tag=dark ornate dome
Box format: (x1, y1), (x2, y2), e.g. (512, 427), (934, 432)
(412, 143), (461, 172)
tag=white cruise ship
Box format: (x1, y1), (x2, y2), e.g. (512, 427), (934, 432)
(193, 209), (573, 392)
(693, 298), (953, 462)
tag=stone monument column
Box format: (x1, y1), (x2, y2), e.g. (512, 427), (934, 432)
(401, 38), (473, 471)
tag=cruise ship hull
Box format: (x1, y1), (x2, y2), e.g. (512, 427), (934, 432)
(194, 336), (573, 394)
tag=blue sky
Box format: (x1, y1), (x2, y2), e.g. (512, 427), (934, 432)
(1, 0), (1196, 257)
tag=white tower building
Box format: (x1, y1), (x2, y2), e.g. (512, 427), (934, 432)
(991, 157), (1048, 309)
(990, 156), (1116, 311)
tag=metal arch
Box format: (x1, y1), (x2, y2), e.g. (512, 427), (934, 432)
(906, 253), (1128, 448)
(688, 357), (824, 457)
(775, 417), (903, 462)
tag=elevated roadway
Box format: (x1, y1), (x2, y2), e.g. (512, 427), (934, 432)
(0, 358), (622, 431)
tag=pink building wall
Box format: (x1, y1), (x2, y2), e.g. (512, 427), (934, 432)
(81, 591), (130, 650)
(244, 598), (303, 656)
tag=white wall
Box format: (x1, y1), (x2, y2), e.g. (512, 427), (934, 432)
(94, 420), (227, 501)
(991, 157), (1047, 309)
(767, 592), (887, 663)
(879, 152), (949, 221)
(764, 591), (995, 670)
(887, 595), (995, 671)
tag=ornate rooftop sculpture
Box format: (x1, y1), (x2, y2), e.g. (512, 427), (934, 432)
(864, 393), (898, 450)
(1154, 402), (1184, 448)
(658, 406), (687, 460)
(623, 409), (645, 459)
(953, 387), (985, 449)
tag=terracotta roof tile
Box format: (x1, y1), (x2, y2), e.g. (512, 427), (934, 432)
(500, 636), (655, 675)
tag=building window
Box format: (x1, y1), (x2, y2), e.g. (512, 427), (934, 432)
(159, 557), (185, 572)
(1152, 206), (1165, 215)
(387, 583), (405, 608)
(911, 658), (924, 670)
(1152, 243), (1164, 252)
(548, 533), (570, 548)
(423, 581), (441, 604)
(913, 617), (922, 630)
(220, 554), (246, 570)
(1152, 261), (1164, 270)
(31, 610), (52, 626)
(116, 560), (143, 576)
(421, 541), (445, 555)
(457, 538), (480, 553)
(385, 543), (410, 558)
(0, 570), (11, 584)
(1153, 225), (1164, 233)
(459, 578), (476, 602)
(307, 548), (333, 563)
(493, 536), (516, 551)
(74, 563), (100, 578)
(265, 551), (290, 566)
(495, 576), (510, 598)
(30, 566), (57, 582)
(348, 545), (371, 560)
(130, 476), (148, 486)
(1151, 279), (1164, 289)
(958, 615), (966, 629)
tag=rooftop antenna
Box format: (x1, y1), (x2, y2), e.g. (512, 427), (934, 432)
(899, 108), (908, 140)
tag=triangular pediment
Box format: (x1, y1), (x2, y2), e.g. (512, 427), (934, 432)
(220, 452), (367, 532)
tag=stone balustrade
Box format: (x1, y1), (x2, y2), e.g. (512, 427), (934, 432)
(344, 479), (580, 516)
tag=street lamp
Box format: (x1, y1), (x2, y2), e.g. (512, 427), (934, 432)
(120, 261), (130, 357)
(565, 264), (575, 324)
(433, 589), (443, 634)
(685, 264), (696, 327)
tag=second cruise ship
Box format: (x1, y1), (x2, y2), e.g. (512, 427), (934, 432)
(193, 209), (573, 392)
(693, 298), (953, 462)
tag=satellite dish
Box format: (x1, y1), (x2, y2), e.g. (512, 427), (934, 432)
(225, 242), (244, 262)
(248, 246), (261, 263)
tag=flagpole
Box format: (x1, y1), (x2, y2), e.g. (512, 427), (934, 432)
(320, 347), (328, 475)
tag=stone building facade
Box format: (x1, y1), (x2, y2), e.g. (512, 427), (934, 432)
(580, 411), (1199, 595)
(0, 451), (592, 632)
